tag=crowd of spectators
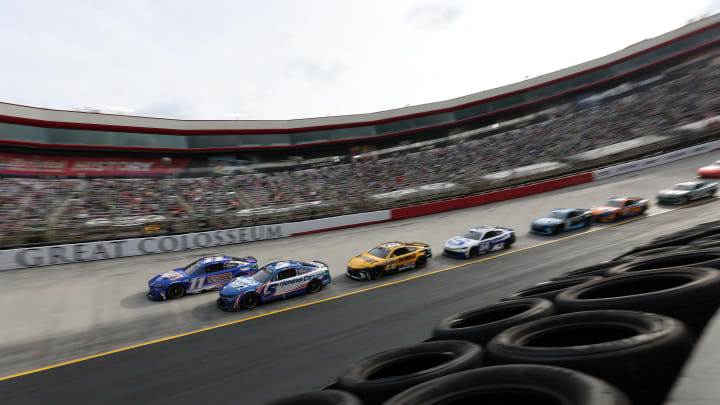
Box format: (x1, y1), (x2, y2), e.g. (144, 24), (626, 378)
(2, 60), (720, 242)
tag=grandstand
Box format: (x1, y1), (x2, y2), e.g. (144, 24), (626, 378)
(2, 15), (720, 248)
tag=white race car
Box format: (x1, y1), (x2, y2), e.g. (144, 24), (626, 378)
(443, 226), (516, 258)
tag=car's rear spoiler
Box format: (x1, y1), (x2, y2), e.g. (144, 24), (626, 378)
(494, 226), (515, 232)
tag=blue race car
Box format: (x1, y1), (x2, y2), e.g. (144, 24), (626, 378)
(530, 208), (593, 235)
(443, 226), (515, 258)
(148, 255), (258, 300)
(217, 260), (331, 311)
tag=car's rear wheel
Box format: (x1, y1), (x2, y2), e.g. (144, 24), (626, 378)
(166, 284), (185, 299)
(416, 256), (427, 268)
(306, 279), (322, 294)
(241, 292), (259, 309)
(504, 235), (515, 249)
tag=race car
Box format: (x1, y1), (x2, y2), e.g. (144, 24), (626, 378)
(657, 181), (717, 204)
(591, 197), (649, 222)
(698, 161), (720, 178)
(443, 226), (515, 258)
(216, 260), (330, 310)
(346, 241), (432, 280)
(531, 208), (593, 235)
(148, 255), (258, 300)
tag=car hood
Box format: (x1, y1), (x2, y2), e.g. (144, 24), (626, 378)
(347, 254), (382, 269)
(149, 269), (187, 285)
(658, 189), (689, 196)
(532, 217), (563, 226)
(220, 277), (262, 295)
(445, 237), (474, 248)
(699, 165), (720, 172)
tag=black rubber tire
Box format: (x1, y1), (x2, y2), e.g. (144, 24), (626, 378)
(648, 229), (709, 248)
(551, 261), (626, 281)
(555, 267), (720, 334)
(432, 298), (555, 344)
(415, 256), (427, 268)
(486, 310), (693, 405)
(504, 235), (515, 249)
(166, 284), (185, 299)
(335, 340), (483, 405)
(612, 246), (688, 263)
(241, 292), (259, 309)
(605, 250), (720, 277)
(501, 276), (601, 301)
(468, 247), (479, 258)
(306, 279), (322, 294)
(691, 241), (720, 250)
(384, 364), (632, 405)
(265, 390), (362, 405)
(369, 267), (384, 280)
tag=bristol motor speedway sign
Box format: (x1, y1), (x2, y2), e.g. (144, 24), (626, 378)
(0, 225), (285, 271)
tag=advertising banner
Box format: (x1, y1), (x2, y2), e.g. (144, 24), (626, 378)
(0, 153), (190, 176)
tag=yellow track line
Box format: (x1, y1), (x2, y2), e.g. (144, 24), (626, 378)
(0, 198), (715, 382)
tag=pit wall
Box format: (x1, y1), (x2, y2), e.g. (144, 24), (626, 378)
(1, 140), (718, 271)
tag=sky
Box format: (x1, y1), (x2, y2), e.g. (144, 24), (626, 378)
(1, 0), (720, 121)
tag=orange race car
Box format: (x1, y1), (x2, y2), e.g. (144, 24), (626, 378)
(591, 197), (649, 222)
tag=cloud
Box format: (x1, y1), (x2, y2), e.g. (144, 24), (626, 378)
(284, 56), (346, 85)
(406, 3), (463, 31)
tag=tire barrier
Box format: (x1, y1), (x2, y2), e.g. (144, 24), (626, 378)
(485, 310), (693, 405)
(605, 251), (720, 277)
(264, 390), (363, 405)
(551, 261), (627, 280)
(431, 298), (555, 345)
(300, 221), (720, 405)
(556, 267), (720, 334)
(384, 364), (632, 405)
(501, 276), (601, 301)
(611, 245), (688, 263)
(334, 340), (483, 405)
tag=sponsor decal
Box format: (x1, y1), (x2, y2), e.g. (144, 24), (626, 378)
(0, 224), (285, 271)
(206, 272), (233, 284)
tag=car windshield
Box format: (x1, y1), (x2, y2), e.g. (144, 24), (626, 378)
(462, 231), (483, 240)
(252, 266), (274, 283)
(368, 246), (390, 258)
(671, 184), (693, 191)
(603, 200), (622, 207)
(183, 260), (204, 276)
(548, 212), (566, 219)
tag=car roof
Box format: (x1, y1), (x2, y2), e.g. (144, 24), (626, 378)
(379, 242), (407, 249)
(551, 208), (574, 214)
(199, 256), (231, 264)
(677, 181), (701, 186)
(468, 226), (491, 232)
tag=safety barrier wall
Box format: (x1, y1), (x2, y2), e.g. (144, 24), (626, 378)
(390, 173), (594, 220)
(592, 139), (720, 180)
(1, 139), (718, 271)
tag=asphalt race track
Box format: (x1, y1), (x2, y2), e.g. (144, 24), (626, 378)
(0, 151), (719, 404)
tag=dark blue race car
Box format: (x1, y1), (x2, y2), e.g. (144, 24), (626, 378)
(148, 255), (258, 300)
(217, 260), (331, 311)
(531, 208), (593, 235)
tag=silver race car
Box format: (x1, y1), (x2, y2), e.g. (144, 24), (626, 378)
(443, 226), (515, 258)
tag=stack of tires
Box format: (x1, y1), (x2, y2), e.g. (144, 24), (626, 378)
(267, 221), (720, 405)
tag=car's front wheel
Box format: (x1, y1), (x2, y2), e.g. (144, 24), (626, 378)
(306, 279), (322, 294)
(370, 267), (384, 280)
(468, 247), (479, 258)
(166, 284), (185, 299)
(241, 292), (259, 309)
